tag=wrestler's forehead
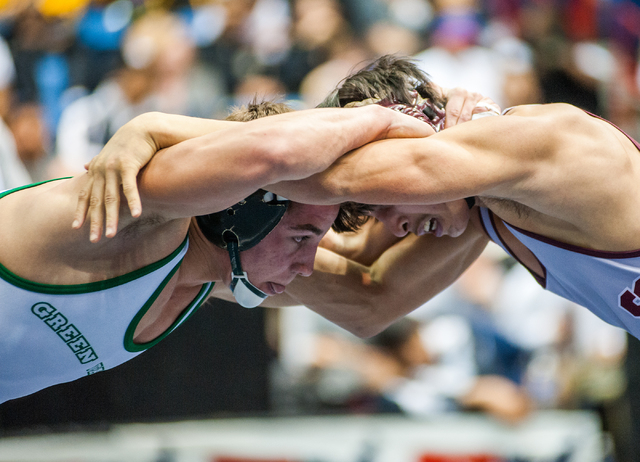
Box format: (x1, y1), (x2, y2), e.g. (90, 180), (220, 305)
(283, 203), (339, 230)
(369, 204), (438, 215)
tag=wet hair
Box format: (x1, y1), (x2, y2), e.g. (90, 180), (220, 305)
(226, 99), (366, 233)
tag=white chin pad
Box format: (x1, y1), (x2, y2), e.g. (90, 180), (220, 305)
(231, 274), (268, 308)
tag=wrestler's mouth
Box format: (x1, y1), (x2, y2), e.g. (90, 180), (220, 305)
(425, 218), (437, 234)
(266, 282), (286, 295)
(421, 218), (443, 237)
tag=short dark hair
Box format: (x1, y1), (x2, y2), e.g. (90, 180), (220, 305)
(226, 99), (366, 233)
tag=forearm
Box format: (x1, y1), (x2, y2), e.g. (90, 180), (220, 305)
(285, 225), (489, 338)
(271, 117), (528, 207)
(266, 137), (451, 206)
(118, 112), (240, 153)
(319, 221), (403, 266)
(241, 104), (434, 181)
(137, 105), (434, 217)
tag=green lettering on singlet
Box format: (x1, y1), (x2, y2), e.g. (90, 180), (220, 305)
(45, 312), (68, 331)
(31, 302), (56, 319)
(31, 302), (99, 364)
(67, 336), (90, 353)
(76, 348), (98, 364)
(58, 324), (81, 342)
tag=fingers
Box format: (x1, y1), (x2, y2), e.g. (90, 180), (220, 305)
(472, 98), (501, 118)
(121, 168), (142, 218)
(103, 168), (121, 238)
(72, 176), (93, 230)
(444, 88), (483, 128)
(379, 107), (436, 140)
(74, 160), (145, 243)
(87, 174), (106, 243)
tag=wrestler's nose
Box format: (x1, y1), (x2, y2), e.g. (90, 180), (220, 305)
(292, 247), (316, 277)
(374, 207), (409, 237)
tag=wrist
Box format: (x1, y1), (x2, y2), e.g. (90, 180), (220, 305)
(135, 112), (168, 151)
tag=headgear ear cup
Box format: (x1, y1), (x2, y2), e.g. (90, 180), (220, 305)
(196, 190), (289, 307)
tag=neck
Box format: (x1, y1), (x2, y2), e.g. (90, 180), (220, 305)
(183, 219), (231, 286)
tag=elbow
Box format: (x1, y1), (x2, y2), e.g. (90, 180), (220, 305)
(340, 294), (400, 339)
(348, 322), (390, 339)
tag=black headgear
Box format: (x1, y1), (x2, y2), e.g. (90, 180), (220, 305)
(196, 190), (289, 308)
(196, 189), (289, 251)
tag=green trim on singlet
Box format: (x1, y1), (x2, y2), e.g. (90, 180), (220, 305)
(0, 236), (189, 294)
(0, 178), (190, 294)
(0, 177), (71, 199)
(124, 281), (215, 352)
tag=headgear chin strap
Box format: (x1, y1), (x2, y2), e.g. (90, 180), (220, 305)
(196, 189), (289, 308)
(226, 238), (268, 308)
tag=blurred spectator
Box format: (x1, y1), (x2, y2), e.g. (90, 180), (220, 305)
(8, 3), (79, 132)
(0, 31), (32, 189)
(54, 8), (224, 175)
(197, 0), (258, 95)
(288, 0), (368, 104)
(73, 0), (133, 92)
(364, 21), (422, 57)
(232, 73), (288, 109)
(5, 102), (47, 182)
(0, 113), (31, 189)
(0, 33), (15, 121)
(283, 316), (532, 423)
(413, 0), (513, 108)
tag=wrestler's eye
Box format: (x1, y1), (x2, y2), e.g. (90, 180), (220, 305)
(293, 235), (310, 243)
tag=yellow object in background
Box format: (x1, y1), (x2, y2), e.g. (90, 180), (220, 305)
(37, 0), (91, 17)
(0, 0), (23, 16)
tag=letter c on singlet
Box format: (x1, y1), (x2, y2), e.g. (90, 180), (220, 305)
(31, 302), (56, 319)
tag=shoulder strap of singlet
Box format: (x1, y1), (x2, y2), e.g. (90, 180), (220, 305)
(478, 207), (500, 242)
(478, 207), (547, 287)
(585, 111), (640, 151)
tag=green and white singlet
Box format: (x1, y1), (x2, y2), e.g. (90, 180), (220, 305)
(0, 183), (214, 403)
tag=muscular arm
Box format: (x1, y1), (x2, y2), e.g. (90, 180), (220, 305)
(79, 88), (500, 239)
(277, 223), (489, 337)
(319, 220), (403, 266)
(267, 105), (559, 207)
(95, 105), (432, 224)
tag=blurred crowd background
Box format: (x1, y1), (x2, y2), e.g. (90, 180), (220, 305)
(0, 0), (640, 461)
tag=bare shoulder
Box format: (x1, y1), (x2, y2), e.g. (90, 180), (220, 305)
(0, 176), (189, 284)
(504, 103), (583, 118)
(495, 104), (640, 249)
(505, 103), (607, 138)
